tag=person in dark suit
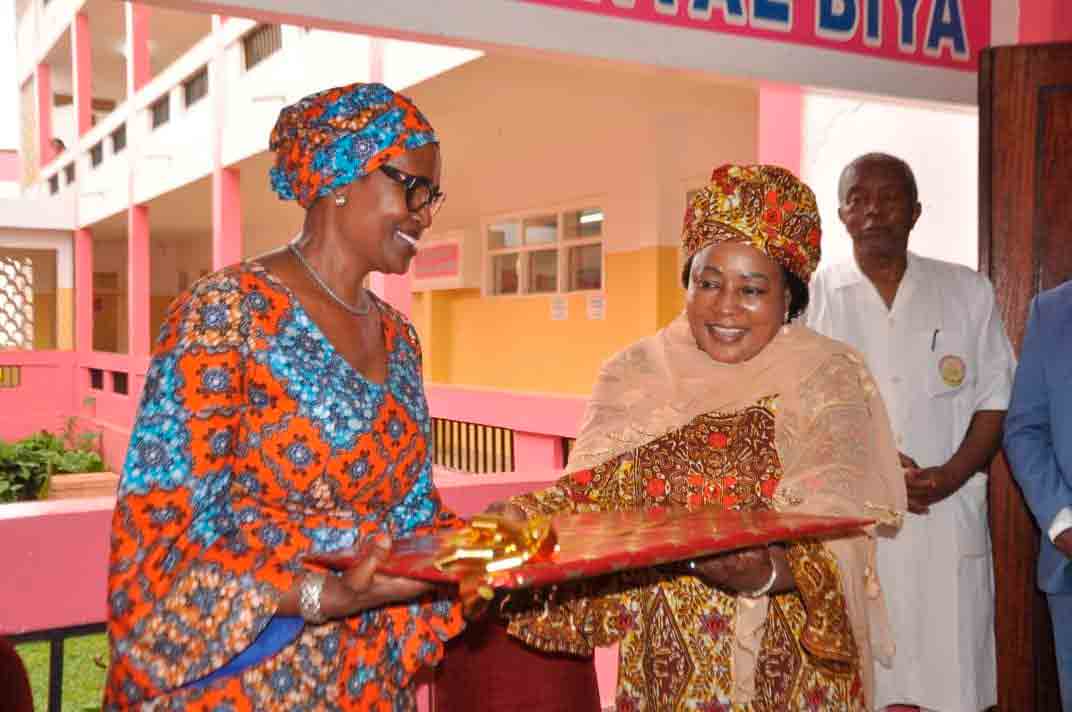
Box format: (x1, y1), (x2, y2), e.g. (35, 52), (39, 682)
(1003, 279), (1072, 710)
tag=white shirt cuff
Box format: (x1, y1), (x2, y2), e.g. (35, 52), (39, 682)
(1049, 507), (1072, 543)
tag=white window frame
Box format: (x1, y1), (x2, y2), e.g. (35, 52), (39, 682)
(482, 202), (606, 298)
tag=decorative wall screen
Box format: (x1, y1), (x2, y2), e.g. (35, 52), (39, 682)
(0, 256), (35, 349)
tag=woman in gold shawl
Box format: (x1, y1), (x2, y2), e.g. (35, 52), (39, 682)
(498, 164), (906, 711)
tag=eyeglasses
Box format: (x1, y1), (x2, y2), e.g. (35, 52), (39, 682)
(379, 164), (446, 217)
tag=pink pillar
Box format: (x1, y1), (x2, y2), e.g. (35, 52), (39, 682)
(757, 83), (803, 176)
(75, 228), (94, 354)
(210, 16), (242, 271)
(1019, 0), (1072, 42)
(72, 12), (93, 137)
(368, 272), (412, 317)
(125, 3), (152, 94)
(35, 63), (53, 169)
(212, 167), (243, 269)
(513, 431), (564, 471)
(127, 205), (151, 357)
(363, 39), (411, 315)
(369, 38), (385, 83)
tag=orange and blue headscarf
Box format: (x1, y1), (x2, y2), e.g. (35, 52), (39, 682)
(269, 82), (437, 208)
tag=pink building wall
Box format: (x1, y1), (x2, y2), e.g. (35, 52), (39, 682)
(0, 150), (20, 182)
(35, 62), (53, 169)
(1019, 0), (1072, 43)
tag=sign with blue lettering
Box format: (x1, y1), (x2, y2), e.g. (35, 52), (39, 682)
(523, 0), (987, 69)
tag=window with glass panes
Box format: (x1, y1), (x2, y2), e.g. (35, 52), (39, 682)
(486, 207), (603, 296)
(183, 68), (208, 107)
(111, 124), (126, 153)
(150, 95), (170, 128)
(243, 25), (282, 70)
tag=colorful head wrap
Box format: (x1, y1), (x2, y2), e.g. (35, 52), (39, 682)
(269, 82), (437, 208)
(682, 164), (821, 283)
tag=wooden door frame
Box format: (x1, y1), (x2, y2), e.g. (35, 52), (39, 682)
(979, 41), (1071, 712)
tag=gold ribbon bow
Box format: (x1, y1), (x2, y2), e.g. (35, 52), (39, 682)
(436, 514), (558, 574)
(436, 514), (558, 617)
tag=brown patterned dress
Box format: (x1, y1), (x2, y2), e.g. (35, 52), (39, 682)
(506, 399), (866, 712)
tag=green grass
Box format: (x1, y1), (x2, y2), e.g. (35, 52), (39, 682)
(15, 633), (108, 712)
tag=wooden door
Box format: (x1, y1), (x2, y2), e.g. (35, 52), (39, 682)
(92, 272), (120, 353)
(980, 41), (1072, 712)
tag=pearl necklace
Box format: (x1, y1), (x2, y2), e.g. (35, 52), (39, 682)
(288, 236), (372, 317)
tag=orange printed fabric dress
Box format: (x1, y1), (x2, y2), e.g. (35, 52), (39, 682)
(507, 401), (866, 712)
(104, 263), (463, 711)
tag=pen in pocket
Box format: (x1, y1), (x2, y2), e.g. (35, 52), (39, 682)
(931, 329), (940, 352)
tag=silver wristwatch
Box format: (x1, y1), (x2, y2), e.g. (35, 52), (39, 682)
(299, 571), (328, 624)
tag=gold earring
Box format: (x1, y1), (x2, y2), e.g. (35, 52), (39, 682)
(334, 192), (347, 207)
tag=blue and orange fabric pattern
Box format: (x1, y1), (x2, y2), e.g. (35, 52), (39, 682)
(269, 82), (437, 208)
(103, 262), (463, 710)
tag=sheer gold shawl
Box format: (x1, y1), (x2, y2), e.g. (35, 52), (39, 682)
(565, 315), (906, 708)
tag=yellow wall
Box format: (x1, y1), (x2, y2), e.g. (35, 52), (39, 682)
(150, 295), (177, 345)
(414, 246), (685, 394)
(32, 292), (56, 349)
(56, 287), (74, 349)
(657, 246), (686, 330)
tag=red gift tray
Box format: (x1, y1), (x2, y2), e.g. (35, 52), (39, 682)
(304, 506), (872, 591)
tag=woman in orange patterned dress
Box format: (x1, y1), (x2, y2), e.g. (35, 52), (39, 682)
(497, 165), (907, 711)
(104, 83), (465, 710)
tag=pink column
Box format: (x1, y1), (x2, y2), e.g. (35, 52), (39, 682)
(127, 205), (151, 357)
(757, 83), (803, 176)
(513, 431), (565, 471)
(35, 63), (53, 169)
(368, 272), (413, 317)
(210, 16), (242, 270)
(212, 167), (243, 269)
(75, 228), (94, 354)
(72, 12), (93, 137)
(125, 3), (152, 94)
(1019, 0), (1072, 42)
(125, 2), (151, 360)
(369, 38), (385, 83)
(363, 38), (412, 314)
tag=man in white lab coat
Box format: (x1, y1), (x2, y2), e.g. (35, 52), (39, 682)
(806, 153), (1015, 712)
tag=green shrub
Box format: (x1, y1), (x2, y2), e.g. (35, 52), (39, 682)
(0, 424), (106, 504)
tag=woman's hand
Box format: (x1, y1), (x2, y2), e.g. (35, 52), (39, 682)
(689, 545), (791, 596)
(283, 536), (436, 622)
(333, 537), (434, 616)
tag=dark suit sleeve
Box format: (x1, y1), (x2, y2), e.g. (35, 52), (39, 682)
(1003, 296), (1072, 533)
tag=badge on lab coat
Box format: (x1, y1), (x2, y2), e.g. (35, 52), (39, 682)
(939, 355), (966, 388)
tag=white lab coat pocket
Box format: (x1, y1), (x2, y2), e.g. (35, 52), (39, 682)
(924, 328), (971, 399)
